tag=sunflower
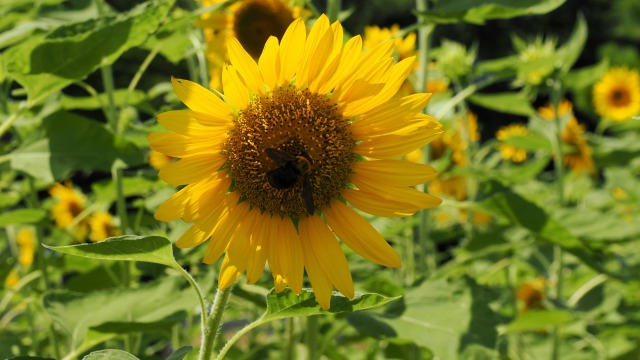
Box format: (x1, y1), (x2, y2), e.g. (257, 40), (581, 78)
(363, 24), (416, 61)
(592, 67), (640, 122)
(538, 100), (594, 174)
(516, 277), (546, 313)
(198, 0), (309, 90)
(88, 212), (121, 242)
(49, 182), (88, 240)
(150, 15), (442, 309)
(16, 228), (35, 268)
(496, 123), (529, 163)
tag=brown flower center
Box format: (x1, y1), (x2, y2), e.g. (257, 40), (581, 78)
(225, 87), (355, 218)
(233, 0), (295, 59)
(610, 87), (630, 107)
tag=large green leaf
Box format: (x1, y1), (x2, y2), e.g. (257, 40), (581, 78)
(262, 288), (400, 320)
(501, 310), (574, 333)
(0, 208), (46, 226)
(9, 111), (144, 182)
(83, 349), (139, 360)
(43, 235), (179, 269)
(416, 0), (566, 25)
(469, 91), (535, 116)
(380, 278), (500, 359)
(3, 0), (174, 105)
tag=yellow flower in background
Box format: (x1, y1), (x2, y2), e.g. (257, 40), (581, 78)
(363, 24), (416, 61)
(149, 15), (442, 309)
(432, 112), (479, 167)
(149, 149), (175, 170)
(538, 100), (594, 174)
(88, 212), (121, 242)
(516, 277), (546, 313)
(496, 124), (529, 163)
(429, 175), (468, 202)
(593, 67), (640, 122)
(5, 269), (20, 289)
(16, 228), (35, 268)
(426, 80), (449, 94)
(198, 0), (309, 90)
(49, 182), (88, 240)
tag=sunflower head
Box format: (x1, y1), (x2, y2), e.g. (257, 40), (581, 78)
(516, 277), (546, 313)
(16, 228), (35, 268)
(593, 66), (640, 122)
(150, 15), (442, 309)
(363, 24), (416, 61)
(496, 123), (529, 163)
(49, 182), (88, 240)
(88, 212), (120, 242)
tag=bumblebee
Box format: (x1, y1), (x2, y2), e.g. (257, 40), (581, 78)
(265, 148), (315, 215)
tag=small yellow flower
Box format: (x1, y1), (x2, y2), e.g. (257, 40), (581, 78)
(198, 0), (309, 90)
(363, 24), (416, 61)
(5, 269), (20, 289)
(432, 112), (479, 167)
(593, 67), (640, 122)
(426, 80), (449, 94)
(150, 15), (442, 309)
(16, 228), (35, 268)
(88, 212), (121, 242)
(149, 150), (175, 170)
(538, 100), (594, 174)
(496, 124), (529, 163)
(49, 182), (88, 240)
(516, 277), (546, 313)
(428, 176), (468, 201)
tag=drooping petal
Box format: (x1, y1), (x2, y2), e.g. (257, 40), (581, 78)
(351, 160), (437, 186)
(170, 77), (233, 118)
(218, 255), (243, 290)
(158, 155), (226, 186)
(324, 200), (401, 268)
(342, 189), (419, 217)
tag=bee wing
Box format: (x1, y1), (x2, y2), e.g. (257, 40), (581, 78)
(302, 175), (314, 215)
(265, 148), (296, 163)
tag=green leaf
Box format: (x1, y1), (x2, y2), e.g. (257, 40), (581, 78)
(501, 310), (574, 333)
(493, 156), (551, 183)
(469, 91), (535, 116)
(416, 0), (566, 25)
(6, 357), (56, 360)
(167, 346), (193, 360)
(384, 338), (434, 360)
(554, 208), (640, 244)
(0, 208), (46, 226)
(83, 349), (139, 360)
(142, 9), (193, 64)
(92, 177), (165, 204)
(555, 14), (588, 73)
(91, 312), (186, 334)
(561, 59), (609, 91)
(9, 111), (144, 182)
(60, 90), (152, 114)
(262, 288), (401, 321)
(43, 235), (179, 269)
(3, 0), (174, 105)
(500, 133), (552, 152)
(381, 278), (500, 359)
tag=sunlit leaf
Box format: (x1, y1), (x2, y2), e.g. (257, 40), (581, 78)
(500, 310), (574, 333)
(0, 209), (46, 226)
(9, 111), (144, 182)
(83, 349), (139, 360)
(43, 235), (179, 269)
(3, 0), (174, 105)
(469, 91), (535, 116)
(416, 0), (566, 24)
(262, 288), (400, 320)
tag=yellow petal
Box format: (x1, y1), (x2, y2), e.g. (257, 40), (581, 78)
(227, 35), (264, 95)
(154, 183), (193, 221)
(350, 94), (431, 137)
(170, 77), (232, 118)
(342, 189), (418, 217)
(299, 215), (354, 299)
(296, 14), (330, 88)
(222, 64), (249, 110)
(335, 58), (392, 105)
(148, 132), (224, 158)
(258, 36), (280, 90)
(352, 176), (442, 210)
(218, 255), (242, 290)
(203, 198), (247, 264)
(323, 200), (401, 268)
(318, 35), (362, 94)
(246, 213), (268, 284)
(354, 121), (442, 159)
(278, 18), (306, 86)
(156, 110), (231, 138)
(158, 155), (226, 186)
(352, 160), (437, 186)
(277, 216), (304, 294)
(182, 175), (230, 222)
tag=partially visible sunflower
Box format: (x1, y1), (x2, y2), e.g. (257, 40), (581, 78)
(5, 269), (20, 289)
(49, 182), (88, 240)
(150, 15), (442, 309)
(496, 124), (529, 163)
(16, 228), (35, 268)
(432, 112), (479, 167)
(592, 67), (640, 122)
(363, 24), (416, 61)
(516, 277), (546, 313)
(88, 212), (120, 242)
(198, 0), (310, 90)
(538, 100), (594, 174)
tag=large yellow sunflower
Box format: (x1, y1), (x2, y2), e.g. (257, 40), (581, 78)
(592, 67), (640, 122)
(150, 15), (442, 309)
(538, 100), (594, 174)
(198, 0), (309, 90)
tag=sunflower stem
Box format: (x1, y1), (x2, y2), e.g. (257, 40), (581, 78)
(549, 80), (566, 360)
(306, 315), (319, 360)
(284, 317), (294, 360)
(100, 63), (119, 133)
(0, 101), (27, 139)
(127, 46), (160, 95)
(200, 286), (232, 360)
(326, 0), (341, 22)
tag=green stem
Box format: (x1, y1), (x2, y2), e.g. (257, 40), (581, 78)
(0, 102), (27, 138)
(199, 287), (232, 360)
(434, 83), (478, 119)
(174, 266), (208, 344)
(127, 47), (160, 95)
(326, 0), (341, 22)
(306, 315), (319, 360)
(113, 166), (129, 235)
(216, 316), (265, 360)
(285, 318), (294, 360)
(100, 64), (119, 133)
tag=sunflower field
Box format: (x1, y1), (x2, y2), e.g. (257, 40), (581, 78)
(2, 0), (640, 359)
